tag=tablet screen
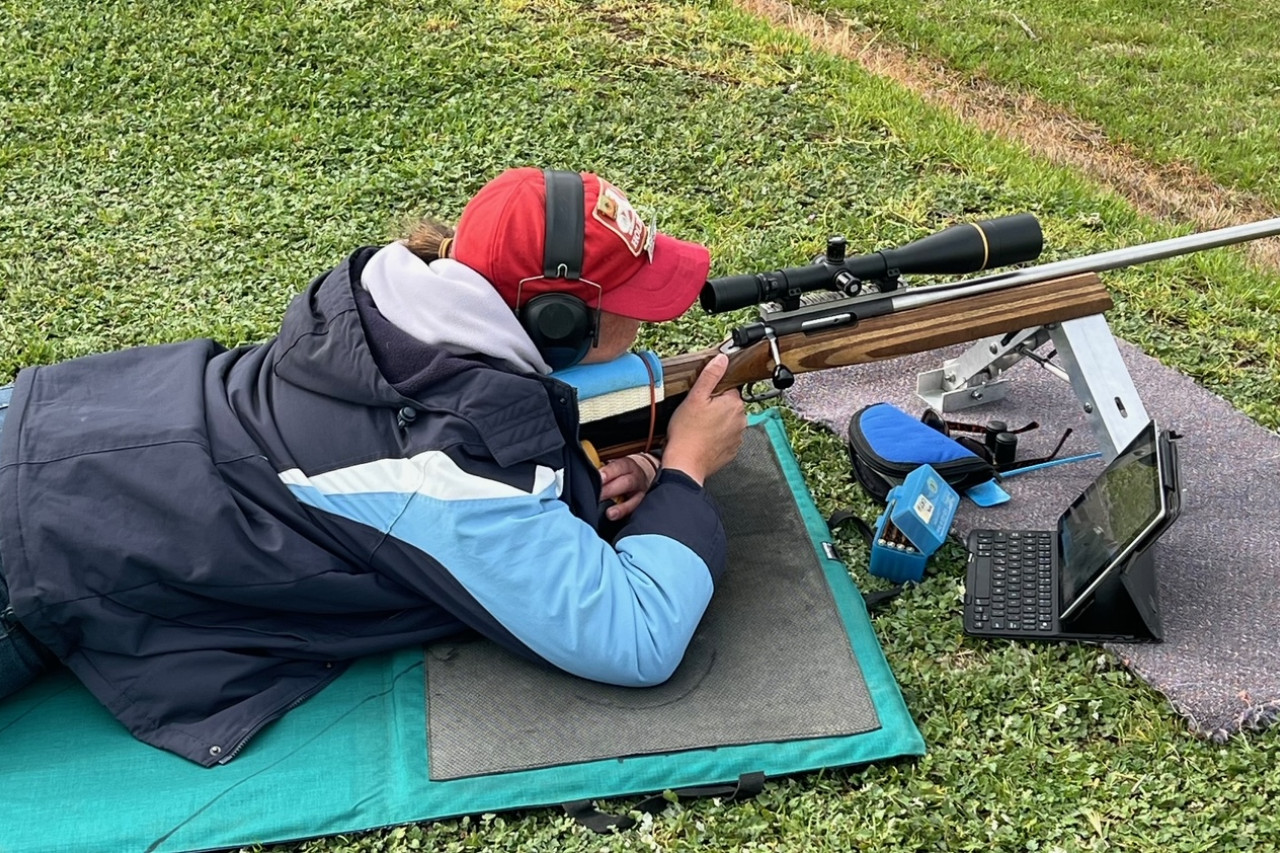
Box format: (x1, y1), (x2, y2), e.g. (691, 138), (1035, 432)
(1057, 421), (1165, 617)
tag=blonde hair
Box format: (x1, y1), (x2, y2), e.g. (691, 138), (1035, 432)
(402, 216), (456, 263)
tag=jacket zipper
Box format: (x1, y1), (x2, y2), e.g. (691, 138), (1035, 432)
(213, 665), (344, 764)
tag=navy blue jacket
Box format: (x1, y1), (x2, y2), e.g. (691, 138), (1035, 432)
(0, 248), (726, 766)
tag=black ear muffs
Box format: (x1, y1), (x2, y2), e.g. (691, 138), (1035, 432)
(517, 169), (597, 370)
(521, 291), (594, 370)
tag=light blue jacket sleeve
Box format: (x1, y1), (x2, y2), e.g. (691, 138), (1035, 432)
(283, 451), (723, 686)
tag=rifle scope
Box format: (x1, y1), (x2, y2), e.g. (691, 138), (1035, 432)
(700, 213), (1043, 314)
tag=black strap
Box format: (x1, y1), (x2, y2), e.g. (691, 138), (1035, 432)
(562, 799), (660, 833)
(999, 426), (1075, 472)
(543, 169), (585, 280)
(563, 772), (766, 833)
(827, 507), (874, 545)
(826, 508), (910, 612)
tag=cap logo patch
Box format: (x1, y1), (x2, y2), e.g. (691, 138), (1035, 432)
(593, 178), (649, 258)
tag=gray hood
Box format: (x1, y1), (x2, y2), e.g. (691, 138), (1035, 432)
(361, 242), (552, 376)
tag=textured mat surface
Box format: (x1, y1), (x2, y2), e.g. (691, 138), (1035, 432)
(0, 410), (923, 853)
(426, 422), (879, 779)
(787, 338), (1280, 741)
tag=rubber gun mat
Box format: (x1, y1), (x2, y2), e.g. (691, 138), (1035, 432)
(425, 418), (878, 779)
(0, 409), (923, 853)
(786, 340), (1280, 741)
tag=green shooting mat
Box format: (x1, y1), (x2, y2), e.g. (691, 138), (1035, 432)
(0, 409), (924, 853)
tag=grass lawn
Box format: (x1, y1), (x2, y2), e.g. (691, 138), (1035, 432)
(802, 0), (1280, 207)
(2, 0), (1279, 850)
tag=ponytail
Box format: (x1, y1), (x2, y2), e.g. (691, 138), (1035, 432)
(402, 217), (456, 263)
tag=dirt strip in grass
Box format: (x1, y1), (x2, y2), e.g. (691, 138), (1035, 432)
(738, 0), (1280, 268)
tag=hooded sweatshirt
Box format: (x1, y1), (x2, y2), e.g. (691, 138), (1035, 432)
(0, 245), (726, 766)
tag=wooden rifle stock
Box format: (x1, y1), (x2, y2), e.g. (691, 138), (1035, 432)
(584, 272), (1111, 460)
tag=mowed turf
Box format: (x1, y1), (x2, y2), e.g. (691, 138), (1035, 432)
(803, 0), (1280, 207)
(2, 1), (1279, 851)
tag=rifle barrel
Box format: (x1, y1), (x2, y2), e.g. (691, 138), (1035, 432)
(890, 216), (1280, 312)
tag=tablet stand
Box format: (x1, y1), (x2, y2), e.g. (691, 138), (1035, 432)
(1058, 545), (1164, 642)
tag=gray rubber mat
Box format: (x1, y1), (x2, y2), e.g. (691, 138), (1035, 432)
(787, 337), (1280, 741)
(424, 423), (881, 780)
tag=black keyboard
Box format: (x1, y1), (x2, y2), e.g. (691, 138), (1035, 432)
(969, 530), (1056, 634)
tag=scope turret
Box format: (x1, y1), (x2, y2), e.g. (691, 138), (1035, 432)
(700, 213), (1043, 314)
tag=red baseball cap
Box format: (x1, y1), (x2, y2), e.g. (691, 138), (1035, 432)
(451, 168), (711, 322)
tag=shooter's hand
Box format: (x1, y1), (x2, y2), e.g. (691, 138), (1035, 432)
(661, 354), (747, 485)
(598, 453), (660, 522)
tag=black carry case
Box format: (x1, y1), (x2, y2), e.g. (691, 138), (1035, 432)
(845, 403), (998, 502)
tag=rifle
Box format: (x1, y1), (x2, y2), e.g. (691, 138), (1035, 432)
(583, 215), (1280, 461)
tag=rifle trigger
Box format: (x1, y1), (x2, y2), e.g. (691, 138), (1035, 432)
(741, 382), (782, 404)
